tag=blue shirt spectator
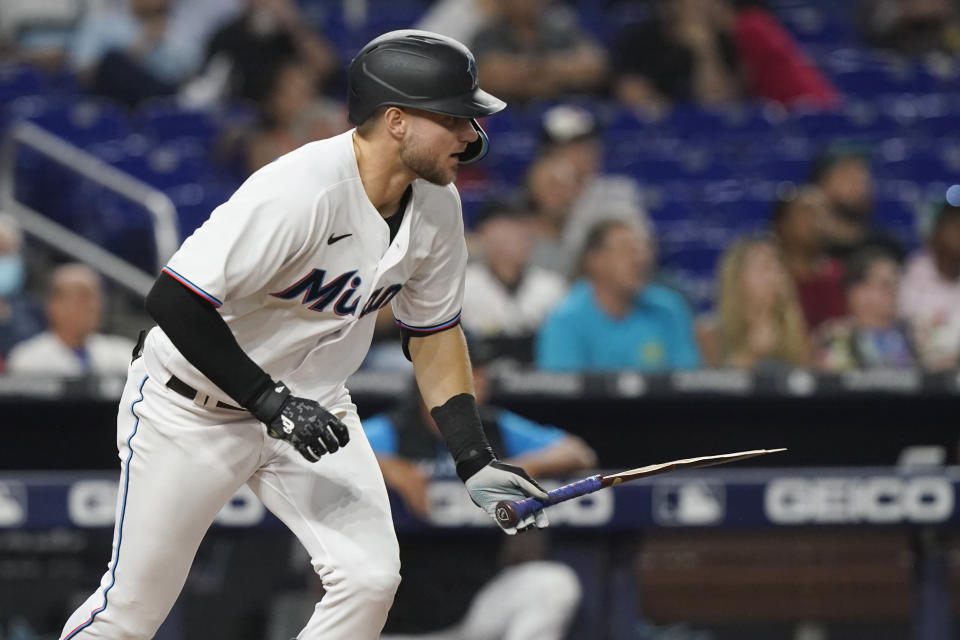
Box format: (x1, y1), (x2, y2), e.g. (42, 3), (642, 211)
(365, 408), (566, 475)
(0, 214), (42, 366)
(361, 369), (595, 637)
(535, 220), (700, 372)
(537, 279), (700, 372)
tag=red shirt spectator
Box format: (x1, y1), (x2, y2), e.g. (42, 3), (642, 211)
(733, 6), (839, 109)
(772, 187), (847, 329)
(794, 258), (847, 329)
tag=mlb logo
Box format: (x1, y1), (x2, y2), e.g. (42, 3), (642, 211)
(652, 481), (725, 526)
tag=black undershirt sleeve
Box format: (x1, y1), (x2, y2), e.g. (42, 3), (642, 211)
(144, 271), (272, 407)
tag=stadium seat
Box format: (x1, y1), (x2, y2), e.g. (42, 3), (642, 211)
(137, 101), (219, 147)
(2, 95), (129, 147)
(0, 64), (44, 103)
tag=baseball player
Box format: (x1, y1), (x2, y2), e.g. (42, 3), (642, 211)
(61, 30), (549, 640)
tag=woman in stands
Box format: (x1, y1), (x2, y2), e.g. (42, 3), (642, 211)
(699, 234), (809, 370)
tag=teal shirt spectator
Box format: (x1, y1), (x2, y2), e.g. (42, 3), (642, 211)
(536, 280), (701, 371)
(365, 410), (565, 463)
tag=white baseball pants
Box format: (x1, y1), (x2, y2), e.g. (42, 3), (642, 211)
(61, 356), (400, 639)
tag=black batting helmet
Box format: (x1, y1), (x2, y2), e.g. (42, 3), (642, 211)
(347, 29), (506, 165)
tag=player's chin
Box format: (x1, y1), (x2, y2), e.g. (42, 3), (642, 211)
(418, 161), (457, 186)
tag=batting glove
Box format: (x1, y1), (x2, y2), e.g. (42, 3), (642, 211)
(464, 461), (550, 535)
(248, 381), (350, 462)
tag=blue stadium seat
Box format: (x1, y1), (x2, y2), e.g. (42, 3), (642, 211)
(874, 150), (959, 182)
(138, 101), (219, 147)
(109, 145), (207, 190)
(27, 98), (129, 146)
(917, 114), (960, 140)
(647, 200), (696, 228)
(874, 198), (920, 252)
(0, 64), (45, 103)
(659, 241), (723, 277)
(3, 95), (129, 147)
(166, 180), (235, 238)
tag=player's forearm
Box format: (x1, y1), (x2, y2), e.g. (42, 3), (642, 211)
(408, 325), (474, 410)
(409, 326), (496, 480)
(145, 271), (272, 406)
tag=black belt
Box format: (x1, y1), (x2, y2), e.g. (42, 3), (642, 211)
(166, 375), (244, 411)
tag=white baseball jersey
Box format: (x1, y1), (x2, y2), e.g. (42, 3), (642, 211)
(145, 129), (468, 407)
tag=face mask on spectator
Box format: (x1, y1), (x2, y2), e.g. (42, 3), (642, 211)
(0, 254), (25, 297)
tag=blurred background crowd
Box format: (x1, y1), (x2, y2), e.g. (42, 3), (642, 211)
(3, 1), (960, 639)
(0, 0), (959, 379)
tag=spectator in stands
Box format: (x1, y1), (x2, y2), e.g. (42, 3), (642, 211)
(899, 201), (960, 371)
(470, 0), (608, 103)
(525, 104), (648, 276)
(811, 145), (904, 263)
(536, 219), (700, 371)
(612, 0), (742, 116)
(771, 187), (847, 329)
(68, 0), (204, 107)
(415, 0), (501, 46)
(858, 0), (960, 58)
(0, 0), (83, 69)
(0, 214), (43, 369)
(815, 248), (916, 371)
(367, 346), (594, 639)
(730, 0), (839, 109)
(614, 0), (838, 115)
(244, 57), (348, 173)
(6, 263), (134, 376)
(462, 200), (567, 361)
(185, 0), (338, 109)
(698, 235), (809, 370)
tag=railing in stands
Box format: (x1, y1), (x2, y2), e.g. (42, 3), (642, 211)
(0, 120), (179, 295)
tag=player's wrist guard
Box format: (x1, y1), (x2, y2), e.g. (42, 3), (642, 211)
(430, 393), (496, 482)
(247, 379), (291, 428)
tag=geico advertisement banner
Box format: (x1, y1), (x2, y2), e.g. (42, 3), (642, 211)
(1, 471), (958, 531)
(764, 476), (954, 525)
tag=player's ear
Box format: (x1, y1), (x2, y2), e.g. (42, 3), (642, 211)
(383, 106), (408, 142)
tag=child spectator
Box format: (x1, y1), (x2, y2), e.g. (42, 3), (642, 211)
(536, 219), (700, 372)
(816, 248), (916, 371)
(699, 234), (809, 370)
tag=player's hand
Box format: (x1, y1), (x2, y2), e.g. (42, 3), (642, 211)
(463, 461), (550, 535)
(248, 381), (350, 462)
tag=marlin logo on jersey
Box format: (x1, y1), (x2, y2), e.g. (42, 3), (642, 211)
(271, 269), (403, 318)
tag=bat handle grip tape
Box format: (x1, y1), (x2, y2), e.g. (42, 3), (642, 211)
(495, 475), (603, 529)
